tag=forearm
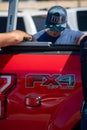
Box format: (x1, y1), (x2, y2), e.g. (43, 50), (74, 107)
(0, 30), (35, 47)
(77, 34), (87, 45)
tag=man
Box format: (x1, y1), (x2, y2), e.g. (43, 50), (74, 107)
(0, 30), (35, 47)
(33, 6), (87, 44)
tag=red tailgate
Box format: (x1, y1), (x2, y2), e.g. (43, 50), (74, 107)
(0, 53), (83, 130)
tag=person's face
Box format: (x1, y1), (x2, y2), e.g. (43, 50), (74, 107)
(46, 30), (61, 37)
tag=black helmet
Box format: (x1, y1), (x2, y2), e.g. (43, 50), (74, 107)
(45, 6), (67, 32)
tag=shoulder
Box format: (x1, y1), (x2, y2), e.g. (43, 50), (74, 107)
(63, 28), (84, 37)
(33, 29), (45, 39)
(64, 28), (83, 33)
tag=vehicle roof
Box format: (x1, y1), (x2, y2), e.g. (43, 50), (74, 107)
(0, 9), (47, 16)
(23, 9), (47, 16)
(67, 7), (87, 12)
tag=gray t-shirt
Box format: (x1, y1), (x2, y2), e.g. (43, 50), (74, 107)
(33, 29), (84, 44)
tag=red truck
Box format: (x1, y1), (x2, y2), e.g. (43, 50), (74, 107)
(0, 42), (84, 130)
(0, 0), (87, 130)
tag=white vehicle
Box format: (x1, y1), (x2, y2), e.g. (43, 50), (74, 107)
(30, 7), (87, 33)
(0, 7), (87, 34)
(0, 9), (47, 34)
(67, 7), (87, 33)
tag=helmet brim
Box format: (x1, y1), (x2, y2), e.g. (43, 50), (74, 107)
(45, 23), (67, 32)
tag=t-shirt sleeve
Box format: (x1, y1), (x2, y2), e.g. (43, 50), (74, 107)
(33, 30), (45, 40)
(75, 30), (84, 38)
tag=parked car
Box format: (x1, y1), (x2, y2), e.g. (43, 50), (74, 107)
(0, 7), (87, 35)
(0, 9), (47, 34)
(30, 7), (87, 33)
(67, 7), (87, 33)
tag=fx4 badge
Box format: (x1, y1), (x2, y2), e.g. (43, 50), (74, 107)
(25, 74), (75, 89)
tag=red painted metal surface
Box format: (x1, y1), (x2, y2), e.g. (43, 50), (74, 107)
(0, 53), (83, 130)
